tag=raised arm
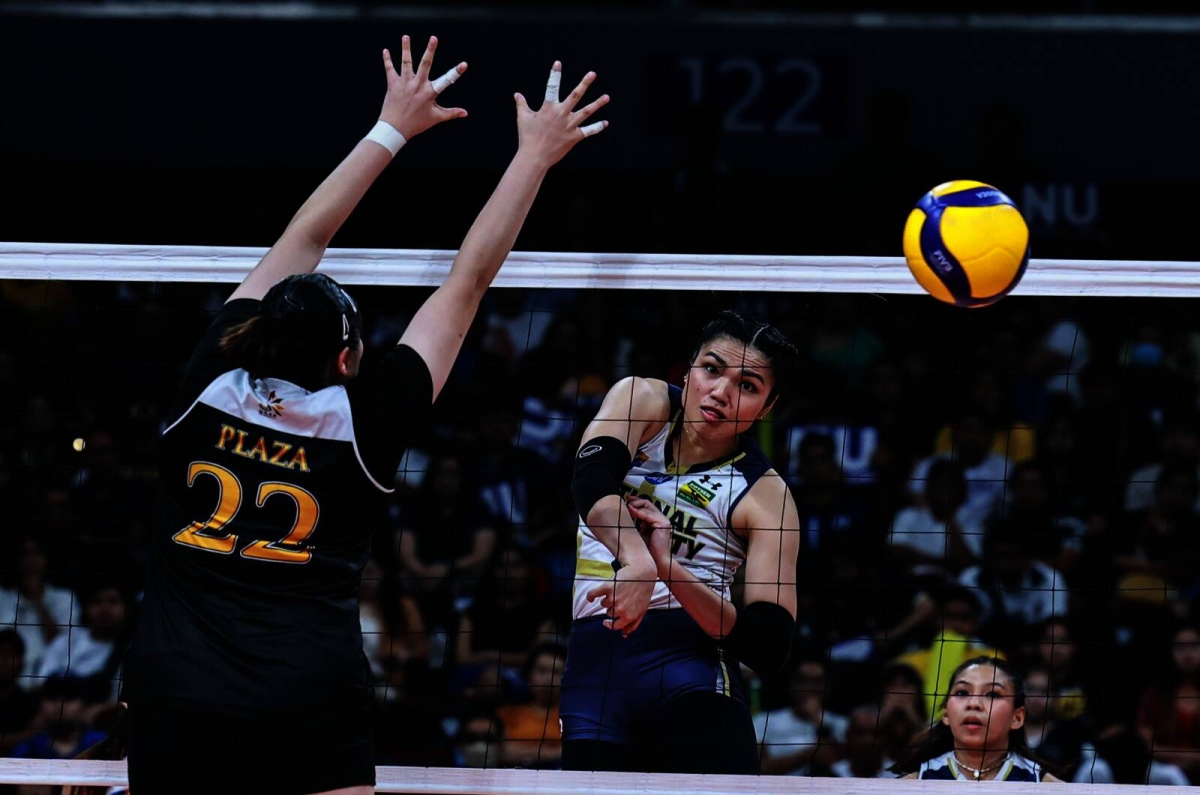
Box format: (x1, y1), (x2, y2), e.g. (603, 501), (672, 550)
(228, 35), (468, 303)
(399, 62), (609, 399)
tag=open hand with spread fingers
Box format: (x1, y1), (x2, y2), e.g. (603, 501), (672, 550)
(514, 61), (610, 169)
(379, 35), (468, 140)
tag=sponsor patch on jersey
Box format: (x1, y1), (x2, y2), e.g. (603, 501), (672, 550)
(679, 480), (716, 509)
(258, 390), (285, 419)
(644, 472), (672, 485)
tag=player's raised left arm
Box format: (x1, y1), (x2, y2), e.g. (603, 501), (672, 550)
(229, 36), (467, 303)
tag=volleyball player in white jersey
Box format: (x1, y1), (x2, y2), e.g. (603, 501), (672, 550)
(561, 311), (801, 774)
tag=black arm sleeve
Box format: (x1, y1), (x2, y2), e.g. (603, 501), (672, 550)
(570, 436), (633, 521)
(722, 601), (795, 676)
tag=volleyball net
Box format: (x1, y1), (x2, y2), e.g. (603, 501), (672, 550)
(1, 242), (1199, 791)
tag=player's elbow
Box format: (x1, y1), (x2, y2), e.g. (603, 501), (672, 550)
(722, 601), (795, 676)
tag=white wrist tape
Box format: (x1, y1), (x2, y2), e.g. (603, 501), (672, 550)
(364, 120), (406, 156)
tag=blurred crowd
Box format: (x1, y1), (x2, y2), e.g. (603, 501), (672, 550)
(2, 280), (1200, 788)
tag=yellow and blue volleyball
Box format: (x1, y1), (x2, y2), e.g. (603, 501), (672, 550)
(902, 180), (1030, 308)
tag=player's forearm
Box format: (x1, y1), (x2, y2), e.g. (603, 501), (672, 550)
(444, 150), (548, 297)
(586, 495), (656, 571)
(655, 557), (737, 639)
(284, 140), (394, 252)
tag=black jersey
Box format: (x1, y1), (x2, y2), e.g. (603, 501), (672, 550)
(121, 299), (431, 716)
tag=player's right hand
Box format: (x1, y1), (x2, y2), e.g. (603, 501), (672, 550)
(514, 61), (609, 170)
(587, 561), (655, 637)
(379, 35), (468, 140)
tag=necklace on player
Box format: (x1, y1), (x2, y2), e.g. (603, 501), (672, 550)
(954, 752), (1010, 780)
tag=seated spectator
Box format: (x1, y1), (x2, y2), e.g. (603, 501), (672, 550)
(455, 547), (558, 671)
(958, 528), (1069, 649)
(831, 704), (899, 778)
(11, 676), (106, 761)
(397, 452), (497, 622)
(35, 579), (129, 700)
(1090, 725), (1191, 786)
(1024, 664), (1101, 782)
(0, 628), (38, 754)
(495, 642), (566, 769)
(1125, 409), (1200, 514)
(754, 656), (847, 776)
(932, 370), (1035, 465)
(453, 710), (505, 769)
(889, 459), (981, 577)
(989, 462), (1086, 575)
(907, 409), (1011, 531)
(0, 534), (80, 684)
(1137, 622), (1200, 782)
(890, 586), (1002, 719)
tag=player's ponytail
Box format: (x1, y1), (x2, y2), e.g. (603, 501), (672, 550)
(220, 315), (280, 375)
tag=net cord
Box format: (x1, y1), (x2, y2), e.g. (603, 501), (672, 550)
(1, 242), (1198, 296)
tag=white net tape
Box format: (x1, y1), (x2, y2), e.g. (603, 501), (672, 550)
(0, 758), (1139, 792)
(2, 242), (1199, 295)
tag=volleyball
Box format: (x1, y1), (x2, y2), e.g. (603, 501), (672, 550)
(902, 180), (1030, 308)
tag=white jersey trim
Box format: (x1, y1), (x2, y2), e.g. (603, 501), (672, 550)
(164, 370), (393, 494)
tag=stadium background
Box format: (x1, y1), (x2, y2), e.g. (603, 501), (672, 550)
(2, 0), (1200, 788)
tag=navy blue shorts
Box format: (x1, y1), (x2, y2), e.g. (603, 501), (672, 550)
(560, 609), (747, 745)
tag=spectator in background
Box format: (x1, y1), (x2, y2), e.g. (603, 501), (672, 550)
(907, 409), (1011, 532)
(831, 704), (899, 778)
(1023, 664), (1105, 782)
(932, 369), (1035, 465)
(1137, 622), (1200, 781)
(495, 642), (566, 769)
(958, 527), (1069, 650)
(11, 676), (106, 761)
(754, 656), (846, 777)
(0, 629), (38, 754)
(35, 580), (129, 701)
(455, 546), (558, 671)
(0, 535), (79, 684)
(890, 586), (1001, 719)
(889, 459), (981, 577)
(989, 462), (1086, 576)
(397, 451), (497, 621)
(1125, 409), (1200, 515)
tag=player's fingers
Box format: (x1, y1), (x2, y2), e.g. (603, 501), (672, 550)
(431, 62), (466, 94)
(580, 120), (608, 138)
(587, 583), (613, 603)
(514, 92), (531, 116)
(416, 35), (437, 81)
(562, 71), (596, 112)
(575, 93), (610, 122)
(382, 48), (398, 79)
(623, 615), (644, 636)
(436, 105), (469, 120)
(544, 60), (562, 105)
(400, 34), (414, 75)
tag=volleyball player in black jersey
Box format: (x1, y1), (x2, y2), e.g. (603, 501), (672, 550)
(120, 37), (609, 795)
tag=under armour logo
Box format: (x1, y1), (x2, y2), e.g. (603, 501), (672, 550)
(698, 474), (724, 490)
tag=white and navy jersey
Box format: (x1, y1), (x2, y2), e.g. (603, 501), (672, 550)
(917, 751), (1044, 782)
(122, 299), (432, 716)
(572, 385), (774, 620)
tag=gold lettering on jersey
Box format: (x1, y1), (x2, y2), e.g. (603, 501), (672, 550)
(289, 447), (310, 472)
(621, 482), (707, 561)
(215, 424), (309, 472)
(268, 441), (293, 466)
(216, 424), (237, 450)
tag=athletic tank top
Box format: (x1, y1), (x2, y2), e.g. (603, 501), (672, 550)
(917, 750), (1044, 781)
(572, 385), (773, 620)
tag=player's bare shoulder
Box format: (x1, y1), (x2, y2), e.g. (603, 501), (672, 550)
(733, 466), (798, 531)
(600, 376), (671, 423)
